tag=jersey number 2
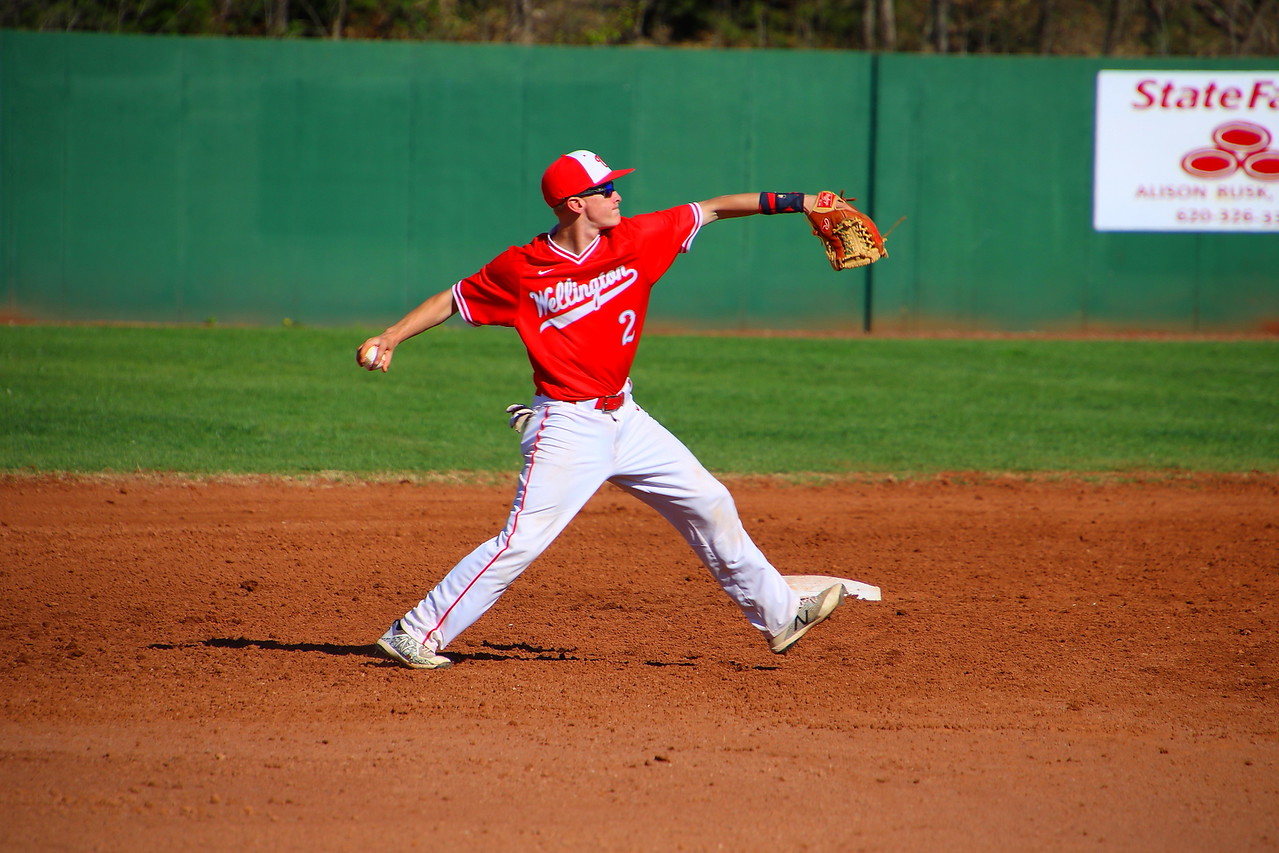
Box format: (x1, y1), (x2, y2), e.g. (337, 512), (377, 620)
(618, 310), (637, 345)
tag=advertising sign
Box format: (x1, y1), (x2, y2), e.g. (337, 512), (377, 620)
(1094, 71), (1279, 232)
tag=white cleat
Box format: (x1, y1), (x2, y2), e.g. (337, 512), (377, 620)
(376, 621), (453, 670)
(768, 584), (843, 654)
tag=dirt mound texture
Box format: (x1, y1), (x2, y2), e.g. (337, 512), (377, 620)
(2, 475), (1276, 851)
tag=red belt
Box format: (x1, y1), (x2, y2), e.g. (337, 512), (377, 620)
(593, 393), (626, 412)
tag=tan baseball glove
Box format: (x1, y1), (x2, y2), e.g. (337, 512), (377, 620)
(807, 191), (888, 270)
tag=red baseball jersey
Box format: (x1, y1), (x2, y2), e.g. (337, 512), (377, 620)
(452, 203), (705, 401)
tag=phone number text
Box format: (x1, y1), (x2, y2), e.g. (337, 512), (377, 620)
(1176, 208), (1279, 226)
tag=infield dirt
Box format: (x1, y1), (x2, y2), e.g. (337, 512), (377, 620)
(1, 474), (1276, 851)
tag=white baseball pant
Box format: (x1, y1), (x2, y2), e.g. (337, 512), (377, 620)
(399, 388), (801, 652)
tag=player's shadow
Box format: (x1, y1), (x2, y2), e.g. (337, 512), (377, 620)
(147, 637), (583, 665)
(201, 637), (375, 657)
(147, 637), (371, 657)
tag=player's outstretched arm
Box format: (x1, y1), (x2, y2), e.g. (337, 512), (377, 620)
(356, 287), (458, 373)
(697, 193), (818, 223)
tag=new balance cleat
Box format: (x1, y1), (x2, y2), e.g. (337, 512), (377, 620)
(376, 621), (453, 670)
(768, 583), (843, 654)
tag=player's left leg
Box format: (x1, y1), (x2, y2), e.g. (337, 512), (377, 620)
(607, 404), (800, 638)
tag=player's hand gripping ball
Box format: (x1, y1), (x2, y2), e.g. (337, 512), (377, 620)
(358, 344), (380, 371)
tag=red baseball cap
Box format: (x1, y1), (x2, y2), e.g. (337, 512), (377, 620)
(541, 150), (635, 207)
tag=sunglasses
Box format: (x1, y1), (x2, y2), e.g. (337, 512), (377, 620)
(573, 181), (615, 201)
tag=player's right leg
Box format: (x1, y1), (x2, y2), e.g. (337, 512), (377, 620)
(386, 402), (613, 665)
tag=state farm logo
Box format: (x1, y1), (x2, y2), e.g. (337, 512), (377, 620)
(1180, 120), (1279, 181)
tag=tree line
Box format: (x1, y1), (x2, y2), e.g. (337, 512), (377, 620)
(5, 0), (1277, 56)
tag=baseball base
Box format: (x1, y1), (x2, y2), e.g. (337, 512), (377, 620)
(785, 574), (881, 602)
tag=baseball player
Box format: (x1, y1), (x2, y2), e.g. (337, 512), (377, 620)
(358, 149), (844, 669)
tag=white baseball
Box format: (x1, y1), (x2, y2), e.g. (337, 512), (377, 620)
(362, 345), (380, 369)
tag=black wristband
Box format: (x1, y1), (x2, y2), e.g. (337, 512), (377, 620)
(759, 192), (805, 215)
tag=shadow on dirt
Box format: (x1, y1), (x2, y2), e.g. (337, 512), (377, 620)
(146, 637), (587, 664)
(145, 638), (782, 669)
(148, 637), (376, 657)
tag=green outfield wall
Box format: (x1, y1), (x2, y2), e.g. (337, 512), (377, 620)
(2, 30), (1275, 332)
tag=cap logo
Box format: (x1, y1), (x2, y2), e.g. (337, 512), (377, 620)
(566, 150), (613, 185)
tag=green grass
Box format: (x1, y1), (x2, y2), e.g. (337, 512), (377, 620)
(1, 325), (1276, 476)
